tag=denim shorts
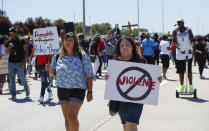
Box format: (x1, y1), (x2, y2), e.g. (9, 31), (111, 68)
(118, 102), (144, 125)
(57, 87), (86, 104)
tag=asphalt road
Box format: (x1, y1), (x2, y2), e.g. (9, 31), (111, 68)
(0, 63), (209, 131)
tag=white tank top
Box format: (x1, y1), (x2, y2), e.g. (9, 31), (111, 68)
(176, 28), (192, 60)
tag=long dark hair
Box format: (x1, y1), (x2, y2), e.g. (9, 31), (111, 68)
(115, 36), (139, 59)
(60, 32), (80, 57)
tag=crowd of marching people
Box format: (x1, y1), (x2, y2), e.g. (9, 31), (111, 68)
(0, 18), (209, 131)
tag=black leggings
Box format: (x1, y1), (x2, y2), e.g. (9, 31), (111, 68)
(96, 56), (103, 75)
(196, 57), (206, 75)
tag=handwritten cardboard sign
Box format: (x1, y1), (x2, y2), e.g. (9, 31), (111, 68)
(0, 56), (9, 74)
(104, 60), (162, 105)
(33, 26), (59, 55)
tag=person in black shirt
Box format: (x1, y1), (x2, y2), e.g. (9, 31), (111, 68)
(6, 27), (30, 100)
(194, 36), (207, 79)
(77, 33), (90, 54)
(24, 36), (33, 77)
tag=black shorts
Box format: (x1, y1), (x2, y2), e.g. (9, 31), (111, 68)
(160, 54), (170, 68)
(57, 87), (86, 104)
(176, 59), (192, 74)
(0, 74), (6, 83)
(143, 55), (155, 65)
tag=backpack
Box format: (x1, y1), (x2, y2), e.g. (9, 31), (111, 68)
(90, 40), (99, 55)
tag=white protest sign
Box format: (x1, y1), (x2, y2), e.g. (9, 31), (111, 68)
(104, 60), (162, 105)
(0, 56), (9, 74)
(33, 26), (59, 55)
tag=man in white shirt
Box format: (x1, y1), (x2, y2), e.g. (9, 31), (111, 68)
(160, 35), (171, 79)
(173, 18), (194, 92)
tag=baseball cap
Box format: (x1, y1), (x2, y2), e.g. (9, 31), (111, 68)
(24, 35), (30, 39)
(176, 18), (184, 23)
(9, 27), (16, 33)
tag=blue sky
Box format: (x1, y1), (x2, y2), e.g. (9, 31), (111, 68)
(3, 0), (209, 35)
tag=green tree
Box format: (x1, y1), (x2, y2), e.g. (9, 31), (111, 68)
(0, 10), (12, 35)
(121, 28), (148, 36)
(53, 18), (65, 35)
(35, 16), (46, 28)
(24, 17), (36, 34)
(90, 23), (112, 35)
(44, 18), (52, 27)
(14, 21), (29, 36)
(74, 22), (83, 33)
(0, 10), (6, 17)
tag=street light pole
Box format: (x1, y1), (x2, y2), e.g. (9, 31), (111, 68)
(2, 0), (3, 12)
(82, 0), (86, 35)
(162, 0), (165, 34)
(73, 11), (75, 23)
(137, 0), (140, 34)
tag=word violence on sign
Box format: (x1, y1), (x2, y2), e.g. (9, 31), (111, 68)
(117, 76), (156, 90)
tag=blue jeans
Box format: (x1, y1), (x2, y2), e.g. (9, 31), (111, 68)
(8, 62), (29, 96)
(37, 65), (51, 97)
(27, 64), (33, 75)
(107, 55), (113, 67)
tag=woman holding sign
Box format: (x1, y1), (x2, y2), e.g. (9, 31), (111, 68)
(105, 36), (161, 131)
(48, 32), (94, 131)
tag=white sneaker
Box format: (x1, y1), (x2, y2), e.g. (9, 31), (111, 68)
(48, 93), (53, 100)
(38, 96), (44, 103)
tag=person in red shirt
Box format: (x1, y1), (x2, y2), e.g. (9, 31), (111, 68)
(36, 54), (54, 103)
(170, 41), (176, 64)
(96, 39), (105, 77)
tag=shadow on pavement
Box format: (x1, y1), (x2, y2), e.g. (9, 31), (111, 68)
(165, 78), (177, 81)
(202, 78), (209, 80)
(9, 97), (35, 103)
(96, 77), (105, 80)
(40, 99), (60, 107)
(180, 97), (209, 103)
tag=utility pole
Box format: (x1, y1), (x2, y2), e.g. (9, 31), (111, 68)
(1, 0), (3, 15)
(137, 0), (140, 34)
(162, 0), (165, 34)
(82, 0), (86, 35)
